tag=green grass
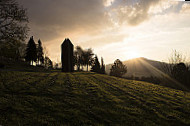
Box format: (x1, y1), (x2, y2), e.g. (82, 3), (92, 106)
(0, 71), (190, 125)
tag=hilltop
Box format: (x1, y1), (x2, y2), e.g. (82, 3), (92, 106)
(0, 71), (190, 125)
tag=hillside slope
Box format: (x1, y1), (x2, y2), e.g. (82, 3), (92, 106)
(0, 71), (190, 125)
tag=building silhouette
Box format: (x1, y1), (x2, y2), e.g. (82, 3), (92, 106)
(61, 38), (74, 72)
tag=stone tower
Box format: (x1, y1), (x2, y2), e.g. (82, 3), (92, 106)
(61, 38), (74, 72)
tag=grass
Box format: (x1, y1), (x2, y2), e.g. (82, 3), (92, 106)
(0, 71), (190, 125)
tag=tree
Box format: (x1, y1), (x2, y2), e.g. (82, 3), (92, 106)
(100, 57), (105, 74)
(73, 51), (78, 69)
(91, 55), (101, 73)
(0, 0), (28, 58)
(44, 56), (53, 69)
(161, 50), (190, 90)
(18, 42), (27, 59)
(161, 50), (186, 76)
(171, 63), (189, 87)
(74, 46), (83, 71)
(110, 59), (127, 77)
(0, 39), (24, 59)
(25, 36), (37, 65)
(83, 48), (94, 71)
(37, 39), (44, 65)
(54, 63), (59, 69)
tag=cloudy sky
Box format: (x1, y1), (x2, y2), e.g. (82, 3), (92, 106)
(17, 0), (190, 64)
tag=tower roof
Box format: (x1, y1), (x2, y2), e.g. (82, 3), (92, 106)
(62, 38), (73, 46)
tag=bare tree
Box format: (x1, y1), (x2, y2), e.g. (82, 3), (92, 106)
(161, 50), (186, 76)
(0, 0), (29, 58)
(169, 50), (186, 65)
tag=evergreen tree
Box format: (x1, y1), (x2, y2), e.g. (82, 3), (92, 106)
(91, 55), (101, 73)
(37, 39), (44, 65)
(25, 36), (37, 65)
(100, 57), (106, 74)
(110, 59), (127, 77)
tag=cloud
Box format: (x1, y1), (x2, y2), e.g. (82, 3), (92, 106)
(17, 0), (112, 41)
(17, 0), (188, 42)
(106, 0), (161, 26)
(80, 33), (127, 47)
(181, 2), (190, 13)
(106, 0), (188, 26)
(103, 0), (115, 7)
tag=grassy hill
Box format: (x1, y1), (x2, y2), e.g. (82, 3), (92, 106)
(0, 71), (190, 125)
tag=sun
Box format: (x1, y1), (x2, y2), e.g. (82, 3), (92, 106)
(125, 50), (140, 60)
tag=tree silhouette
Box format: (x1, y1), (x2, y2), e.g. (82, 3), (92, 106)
(74, 46), (83, 71)
(37, 39), (44, 65)
(25, 36), (37, 65)
(91, 55), (101, 73)
(110, 59), (127, 77)
(0, 0), (28, 59)
(74, 46), (95, 71)
(100, 57), (105, 74)
(44, 56), (53, 69)
(172, 63), (189, 86)
(161, 50), (186, 77)
(161, 50), (190, 89)
(83, 48), (94, 71)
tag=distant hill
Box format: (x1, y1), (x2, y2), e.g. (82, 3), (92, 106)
(106, 57), (168, 78)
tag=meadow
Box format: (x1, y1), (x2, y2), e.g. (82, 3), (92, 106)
(0, 71), (190, 125)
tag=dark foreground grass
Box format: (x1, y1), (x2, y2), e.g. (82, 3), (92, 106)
(0, 71), (190, 125)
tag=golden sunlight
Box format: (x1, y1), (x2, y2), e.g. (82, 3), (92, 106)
(124, 49), (140, 60)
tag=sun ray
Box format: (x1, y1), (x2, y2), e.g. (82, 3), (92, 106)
(138, 58), (189, 91)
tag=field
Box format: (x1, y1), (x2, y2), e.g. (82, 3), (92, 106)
(0, 71), (190, 125)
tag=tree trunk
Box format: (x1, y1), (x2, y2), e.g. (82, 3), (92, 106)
(77, 64), (80, 71)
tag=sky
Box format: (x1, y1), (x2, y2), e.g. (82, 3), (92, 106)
(17, 0), (190, 64)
